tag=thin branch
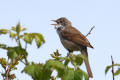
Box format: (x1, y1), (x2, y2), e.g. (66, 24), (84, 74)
(5, 59), (12, 80)
(85, 26), (95, 37)
(111, 55), (115, 80)
(20, 60), (26, 65)
(5, 59), (10, 80)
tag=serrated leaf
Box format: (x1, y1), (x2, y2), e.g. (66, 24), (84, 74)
(75, 54), (84, 66)
(74, 69), (83, 80)
(33, 33), (45, 48)
(64, 68), (74, 80)
(114, 69), (120, 76)
(22, 63), (39, 80)
(45, 59), (65, 77)
(0, 29), (9, 34)
(69, 54), (84, 67)
(7, 47), (27, 61)
(78, 69), (88, 80)
(63, 68), (88, 80)
(24, 33), (33, 44)
(23, 33), (45, 48)
(23, 62), (51, 80)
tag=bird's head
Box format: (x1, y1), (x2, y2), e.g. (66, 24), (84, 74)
(51, 17), (71, 29)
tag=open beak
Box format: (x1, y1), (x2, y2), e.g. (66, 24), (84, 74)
(51, 20), (56, 22)
(51, 20), (58, 27)
(51, 24), (57, 26)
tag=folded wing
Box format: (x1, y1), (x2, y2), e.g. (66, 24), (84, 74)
(60, 26), (93, 48)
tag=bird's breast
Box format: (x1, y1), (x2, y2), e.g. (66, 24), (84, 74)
(57, 30), (80, 51)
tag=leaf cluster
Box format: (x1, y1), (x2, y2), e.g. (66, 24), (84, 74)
(23, 50), (88, 80)
(105, 64), (120, 76)
(0, 23), (45, 80)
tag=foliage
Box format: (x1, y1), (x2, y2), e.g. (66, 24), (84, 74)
(23, 50), (88, 80)
(0, 23), (88, 80)
(105, 56), (120, 80)
(0, 23), (45, 80)
(105, 64), (120, 76)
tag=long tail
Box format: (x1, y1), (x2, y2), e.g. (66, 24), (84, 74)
(81, 48), (93, 78)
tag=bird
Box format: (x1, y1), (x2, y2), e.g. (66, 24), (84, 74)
(51, 17), (93, 78)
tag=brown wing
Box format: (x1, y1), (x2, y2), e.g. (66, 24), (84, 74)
(60, 26), (93, 48)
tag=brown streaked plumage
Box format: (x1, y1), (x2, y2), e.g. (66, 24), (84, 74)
(51, 17), (93, 78)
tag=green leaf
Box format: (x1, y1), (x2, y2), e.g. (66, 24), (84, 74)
(69, 54), (84, 67)
(35, 34), (41, 48)
(74, 69), (83, 80)
(7, 47), (18, 60)
(105, 64), (120, 74)
(0, 58), (7, 67)
(33, 33), (45, 48)
(0, 44), (7, 49)
(45, 59), (65, 77)
(105, 65), (112, 75)
(11, 26), (16, 31)
(64, 57), (70, 66)
(75, 54), (84, 66)
(63, 68), (88, 80)
(0, 29), (9, 34)
(20, 27), (26, 31)
(23, 33), (45, 48)
(12, 26), (26, 32)
(7, 47), (28, 61)
(10, 32), (17, 39)
(78, 69), (88, 80)
(15, 47), (28, 56)
(64, 68), (74, 80)
(69, 53), (77, 66)
(22, 62), (43, 80)
(114, 69), (120, 76)
(23, 62), (52, 80)
(42, 65), (52, 80)
(16, 22), (21, 34)
(23, 33), (33, 44)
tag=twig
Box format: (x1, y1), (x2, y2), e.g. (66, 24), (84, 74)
(5, 59), (9, 80)
(5, 59), (12, 80)
(20, 60), (26, 65)
(111, 55), (115, 80)
(85, 26), (95, 37)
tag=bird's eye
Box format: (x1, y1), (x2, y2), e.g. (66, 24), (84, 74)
(60, 20), (62, 23)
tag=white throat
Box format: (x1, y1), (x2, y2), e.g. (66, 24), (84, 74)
(55, 24), (65, 30)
